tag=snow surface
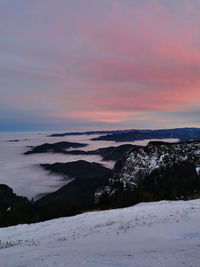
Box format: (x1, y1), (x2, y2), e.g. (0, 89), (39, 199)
(196, 167), (200, 175)
(0, 199), (200, 267)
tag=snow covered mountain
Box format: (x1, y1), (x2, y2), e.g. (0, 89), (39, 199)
(0, 199), (200, 267)
(95, 141), (200, 205)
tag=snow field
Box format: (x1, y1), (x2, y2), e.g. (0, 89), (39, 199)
(0, 199), (200, 267)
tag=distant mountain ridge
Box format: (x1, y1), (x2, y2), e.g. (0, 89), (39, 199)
(24, 141), (87, 155)
(25, 142), (141, 161)
(91, 127), (200, 142)
(48, 129), (141, 137)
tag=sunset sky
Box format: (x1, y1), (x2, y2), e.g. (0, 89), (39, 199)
(1, 0), (200, 131)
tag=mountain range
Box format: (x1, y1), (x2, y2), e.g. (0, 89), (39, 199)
(1, 137), (200, 227)
(91, 127), (200, 142)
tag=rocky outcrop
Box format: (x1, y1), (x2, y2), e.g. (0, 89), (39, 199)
(95, 141), (200, 205)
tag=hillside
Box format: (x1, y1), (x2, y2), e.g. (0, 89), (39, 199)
(0, 199), (200, 267)
(35, 161), (112, 221)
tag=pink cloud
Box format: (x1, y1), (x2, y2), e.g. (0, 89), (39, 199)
(2, 0), (200, 129)
(73, 0), (200, 120)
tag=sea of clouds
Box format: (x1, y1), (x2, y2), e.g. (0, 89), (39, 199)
(0, 131), (179, 200)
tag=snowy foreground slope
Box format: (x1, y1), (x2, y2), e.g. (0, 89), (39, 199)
(0, 200), (200, 267)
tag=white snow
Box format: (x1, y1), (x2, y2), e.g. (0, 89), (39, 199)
(0, 199), (200, 267)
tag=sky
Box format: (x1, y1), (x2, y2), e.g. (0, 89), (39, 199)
(1, 0), (200, 131)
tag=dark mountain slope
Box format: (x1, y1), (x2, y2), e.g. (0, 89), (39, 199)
(41, 160), (111, 179)
(0, 184), (32, 227)
(36, 161), (112, 221)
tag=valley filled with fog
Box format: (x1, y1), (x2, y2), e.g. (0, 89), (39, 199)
(0, 131), (179, 200)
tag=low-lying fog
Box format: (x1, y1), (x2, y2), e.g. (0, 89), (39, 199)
(0, 131), (179, 200)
